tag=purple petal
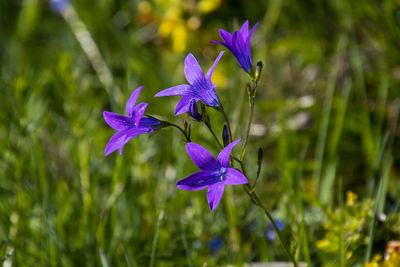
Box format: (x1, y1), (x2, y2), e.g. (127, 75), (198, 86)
(246, 22), (259, 67)
(176, 171), (220, 191)
(219, 29), (233, 43)
(186, 142), (220, 171)
(207, 183), (225, 211)
(133, 102), (148, 127)
(232, 32), (250, 72)
(206, 51), (225, 83)
(105, 127), (154, 156)
(126, 86), (144, 117)
(174, 95), (193, 115)
(154, 84), (192, 97)
(197, 89), (220, 107)
(217, 139), (241, 167)
(139, 117), (160, 127)
(210, 41), (231, 50)
(105, 130), (126, 156)
(240, 20), (249, 39)
(247, 22), (259, 44)
(103, 111), (134, 131)
(184, 53), (207, 86)
(225, 168), (248, 185)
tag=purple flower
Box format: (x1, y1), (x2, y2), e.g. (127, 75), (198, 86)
(154, 51), (225, 115)
(212, 20), (259, 73)
(103, 86), (160, 156)
(176, 139), (248, 210)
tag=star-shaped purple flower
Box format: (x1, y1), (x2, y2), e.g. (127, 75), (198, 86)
(154, 51), (225, 116)
(212, 20), (259, 73)
(103, 86), (160, 156)
(176, 139), (248, 210)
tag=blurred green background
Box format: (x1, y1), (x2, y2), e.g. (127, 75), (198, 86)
(1, 0), (400, 266)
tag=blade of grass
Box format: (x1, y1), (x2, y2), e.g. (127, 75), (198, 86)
(99, 249), (110, 267)
(150, 210), (164, 267)
(338, 178), (345, 267)
(295, 143), (310, 265)
(179, 221), (193, 267)
(314, 35), (347, 197)
(364, 151), (392, 263)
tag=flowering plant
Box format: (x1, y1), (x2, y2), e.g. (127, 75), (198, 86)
(104, 20), (298, 266)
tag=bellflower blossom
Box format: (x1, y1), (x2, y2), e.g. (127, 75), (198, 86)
(212, 20), (259, 73)
(176, 140), (248, 210)
(103, 86), (160, 156)
(154, 51), (225, 115)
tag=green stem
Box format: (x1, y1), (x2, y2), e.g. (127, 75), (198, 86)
(243, 183), (298, 267)
(205, 122), (223, 149)
(235, 158), (298, 266)
(219, 105), (233, 143)
(240, 81), (256, 160)
(164, 121), (190, 142)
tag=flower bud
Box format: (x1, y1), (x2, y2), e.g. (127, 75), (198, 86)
(188, 99), (202, 121)
(247, 83), (252, 96)
(222, 125), (229, 147)
(257, 147), (263, 166)
(255, 61), (263, 84)
(183, 120), (188, 132)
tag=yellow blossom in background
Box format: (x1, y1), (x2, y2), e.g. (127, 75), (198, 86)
(316, 239), (329, 249)
(171, 22), (187, 53)
(211, 68), (228, 88)
(158, 7), (181, 37)
(364, 253), (400, 267)
(150, 0), (222, 53)
(198, 0), (222, 13)
(346, 190), (358, 206)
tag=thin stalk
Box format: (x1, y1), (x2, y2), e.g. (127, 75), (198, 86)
(165, 121), (190, 142)
(235, 156), (297, 266)
(243, 183), (298, 267)
(219, 105), (233, 143)
(205, 122), (223, 149)
(251, 162), (261, 191)
(150, 210), (164, 267)
(241, 81), (256, 160)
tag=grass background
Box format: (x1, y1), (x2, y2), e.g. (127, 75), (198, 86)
(1, 0), (400, 266)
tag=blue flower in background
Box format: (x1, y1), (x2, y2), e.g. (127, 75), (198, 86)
(209, 236), (223, 255)
(103, 86), (160, 156)
(266, 219), (285, 241)
(154, 51), (225, 115)
(50, 0), (69, 13)
(212, 20), (259, 73)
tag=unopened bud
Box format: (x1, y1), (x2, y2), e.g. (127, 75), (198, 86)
(222, 125), (229, 147)
(257, 147), (263, 166)
(247, 83), (252, 96)
(187, 124), (191, 140)
(188, 99), (202, 121)
(255, 61), (263, 84)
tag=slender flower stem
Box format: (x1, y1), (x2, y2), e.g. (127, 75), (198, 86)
(233, 155), (298, 267)
(240, 81), (256, 160)
(241, 181), (298, 266)
(251, 163), (261, 191)
(166, 121), (191, 142)
(205, 122), (223, 149)
(219, 105), (233, 143)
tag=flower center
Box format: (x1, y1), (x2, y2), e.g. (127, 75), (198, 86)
(218, 167), (227, 181)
